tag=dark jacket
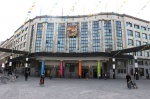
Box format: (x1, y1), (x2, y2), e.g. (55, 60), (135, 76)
(126, 74), (131, 82)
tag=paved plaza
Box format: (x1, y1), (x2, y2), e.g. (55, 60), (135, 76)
(0, 75), (150, 99)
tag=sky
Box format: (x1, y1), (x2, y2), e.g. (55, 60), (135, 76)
(0, 0), (150, 43)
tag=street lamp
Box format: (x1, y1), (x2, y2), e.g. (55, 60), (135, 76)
(2, 63), (5, 74)
(9, 55), (12, 73)
(112, 58), (115, 79)
(25, 57), (29, 75)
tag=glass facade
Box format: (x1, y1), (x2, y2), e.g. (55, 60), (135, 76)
(30, 25), (34, 52)
(92, 21), (100, 52)
(45, 23), (54, 52)
(116, 21), (123, 50)
(57, 23), (65, 52)
(104, 20), (112, 52)
(80, 22), (88, 52)
(69, 37), (76, 52)
(35, 23), (43, 52)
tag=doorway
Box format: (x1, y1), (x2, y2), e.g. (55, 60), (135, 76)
(45, 69), (51, 77)
(55, 69), (60, 77)
(93, 69), (97, 78)
(82, 69), (88, 78)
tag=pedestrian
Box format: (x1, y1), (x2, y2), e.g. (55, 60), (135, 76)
(104, 73), (107, 80)
(49, 73), (52, 80)
(42, 74), (45, 85)
(126, 73), (131, 87)
(25, 72), (28, 81)
(69, 73), (72, 79)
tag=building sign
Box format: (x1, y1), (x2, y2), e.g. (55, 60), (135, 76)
(67, 23), (78, 37)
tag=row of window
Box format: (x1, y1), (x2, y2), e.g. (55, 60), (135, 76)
(14, 34), (27, 45)
(126, 22), (150, 32)
(128, 29), (149, 39)
(128, 39), (149, 46)
(14, 42), (26, 50)
(128, 51), (149, 57)
(129, 59), (150, 65)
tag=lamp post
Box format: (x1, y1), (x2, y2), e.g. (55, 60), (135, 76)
(134, 55), (139, 80)
(2, 63), (5, 74)
(9, 55), (12, 73)
(112, 58), (115, 79)
(25, 57), (28, 73)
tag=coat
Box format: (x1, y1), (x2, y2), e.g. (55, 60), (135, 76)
(126, 75), (131, 82)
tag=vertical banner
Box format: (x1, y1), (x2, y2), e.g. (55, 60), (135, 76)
(78, 61), (82, 77)
(60, 61), (63, 77)
(97, 61), (101, 78)
(41, 60), (45, 76)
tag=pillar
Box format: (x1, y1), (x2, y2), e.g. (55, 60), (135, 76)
(112, 58), (115, 79)
(134, 55), (139, 80)
(97, 60), (101, 78)
(78, 61), (82, 78)
(59, 61), (63, 77)
(41, 60), (45, 76)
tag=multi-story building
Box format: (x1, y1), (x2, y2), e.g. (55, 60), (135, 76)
(0, 36), (14, 69)
(0, 12), (150, 79)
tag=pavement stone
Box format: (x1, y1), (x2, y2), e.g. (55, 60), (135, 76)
(0, 75), (150, 99)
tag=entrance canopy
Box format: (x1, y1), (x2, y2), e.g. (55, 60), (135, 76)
(0, 47), (28, 55)
(111, 44), (150, 57)
(1, 44), (150, 61)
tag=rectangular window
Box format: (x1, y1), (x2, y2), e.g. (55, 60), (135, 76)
(135, 31), (140, 38)
(136, 40), (141, 46)
(127, 29), (133, 36)
(35, 23), (42, 52)
(116, 21), (123, 50)
(20, 44), (22, 49)
(126, 22), (132, 27)
(57, 23), (66, 52)
(92, 21), (100, 52)
(144, 51), (149, 57)
(104, 20), (112, 52)
(134, 24), (139, 29)
(25, 27), (28, 31)
(141, 26), (146, 31)
(148, 28), (150, 32)
(128, 39), (133, 46)
(143, 42), (147, 45)
(21, 36), (23, 41)
(45, 23), (54, 52)
(22, 30), (24, 33)
(24, 34), (27, 40)
(23, 42), (26, 47)
(138, 60), (143, 65)
(128, 59), (133, 65)
(142, 33), (147, 39)
(81, 22), (89, 52)
(137, 51), (142, 56)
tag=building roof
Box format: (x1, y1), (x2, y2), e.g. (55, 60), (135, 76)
(14, 12), (150, 33)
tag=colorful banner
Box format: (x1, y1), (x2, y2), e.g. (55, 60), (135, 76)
(41, 60), (45, 76)
(97, 61), (101, 78)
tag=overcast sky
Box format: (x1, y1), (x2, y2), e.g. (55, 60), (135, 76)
(0, 0), (150, 43)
